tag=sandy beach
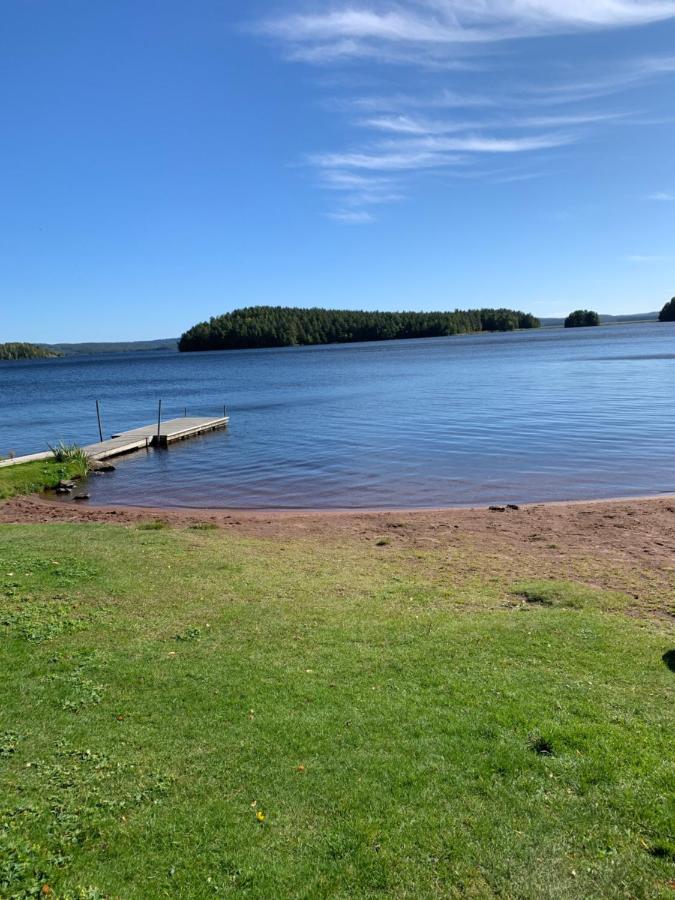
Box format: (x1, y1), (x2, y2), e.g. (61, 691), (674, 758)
(3, 492), (674, 615)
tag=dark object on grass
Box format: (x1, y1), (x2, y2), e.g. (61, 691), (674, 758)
(565, 309), (600, 328)
(646, 840), (675, 860)
(662, 649), (675, 672)
(519, 587), (553, 606)
(528, 734), (555, 756)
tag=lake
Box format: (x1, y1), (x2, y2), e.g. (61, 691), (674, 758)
(1, 322), (674, 508)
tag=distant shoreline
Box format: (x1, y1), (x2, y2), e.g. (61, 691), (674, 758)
(3, 312), (662, 358)
(2, 312), (659, 362)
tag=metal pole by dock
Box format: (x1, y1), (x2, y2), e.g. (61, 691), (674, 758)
(95, 400), (104, 442)
(156, 399), (162, 443)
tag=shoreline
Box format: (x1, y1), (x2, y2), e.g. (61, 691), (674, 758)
(2, 491), (673, 619)
(3, 493), (674, 615)
(1, 490), (674, 524)
(45, 488), (675, 517)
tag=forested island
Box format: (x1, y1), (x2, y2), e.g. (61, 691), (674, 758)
(179, 306), (541, 352)
(0, 342), (61, 360)
(659, 298), (675, 322)
(564, 310), (600, 328)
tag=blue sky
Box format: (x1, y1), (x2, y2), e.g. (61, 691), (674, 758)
(2, 0), (674, 342)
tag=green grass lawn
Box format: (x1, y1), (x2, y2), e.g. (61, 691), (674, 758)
(0, 522), (673, 898)
(0, 460), (86, 501)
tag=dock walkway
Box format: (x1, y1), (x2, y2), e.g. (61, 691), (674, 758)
(0, 415), (229, 468)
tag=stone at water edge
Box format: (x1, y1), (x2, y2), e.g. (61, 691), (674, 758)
(89, 459), (116, 472)
(74, 494), (90, 501)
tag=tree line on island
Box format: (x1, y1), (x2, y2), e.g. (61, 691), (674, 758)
(0, 342), (61, 360)
(564, 310), (601, 328)
(178, 306), (542, 352)
(564, 298), (675, 328)
(660, 297), (675, 321)
(3, 298), (672, 360)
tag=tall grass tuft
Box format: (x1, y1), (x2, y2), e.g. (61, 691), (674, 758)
(48, 442), (92, 478)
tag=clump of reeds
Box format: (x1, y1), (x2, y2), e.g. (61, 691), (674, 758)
(49, 442), (92, 478)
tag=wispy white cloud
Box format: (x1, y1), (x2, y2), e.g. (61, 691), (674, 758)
(319, 171), (395, 189)
(340, 59), (675, 115)
(307, 130), (571, 216)
(319, 170), (405, 206)
(326, 209), (376, 223)
(647, 191), (675, 200)
(255, 3), (675, 221)
(309, 149), (465, 171)
(346, 89), (496, 111)
(359, 115), (452, 135)
(490, 170), (547, 184)
(359, 111), (620, 135)
(525, 54), (675, 104)
(286, 37), (473, 69)
(381, 132), (576, 152)
(624, 254), (666, 262)
(261, 2), (675, 63)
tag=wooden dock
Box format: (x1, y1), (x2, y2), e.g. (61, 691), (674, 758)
(0, 415), (229, 468)
(91, 416), (229, 458)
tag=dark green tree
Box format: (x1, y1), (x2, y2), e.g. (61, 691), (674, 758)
(659, 298), (675, 322)
(564, 310), (600, 328)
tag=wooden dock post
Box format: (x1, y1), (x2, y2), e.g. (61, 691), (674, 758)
(156, 399), (162, 444)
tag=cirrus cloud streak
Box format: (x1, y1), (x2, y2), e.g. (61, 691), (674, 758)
(256, 2), (675, 222)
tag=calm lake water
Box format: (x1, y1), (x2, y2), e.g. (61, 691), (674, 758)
(2, 322), (674, 508)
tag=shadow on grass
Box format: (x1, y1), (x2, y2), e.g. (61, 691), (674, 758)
(662, 649), (675, 672)
(137, 520), (171, 531)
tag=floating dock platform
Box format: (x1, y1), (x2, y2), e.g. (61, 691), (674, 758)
(0, 415), (229, 468)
